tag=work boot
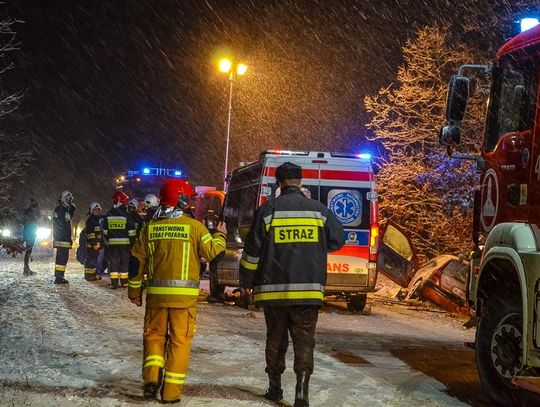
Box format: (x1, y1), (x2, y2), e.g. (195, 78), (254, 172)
(54, 277), (69, 284)
(143, 382), (159, 400)
(23, 266), (35, 276)
(264, 374), (283, 402)
(294, 372), (310, 407)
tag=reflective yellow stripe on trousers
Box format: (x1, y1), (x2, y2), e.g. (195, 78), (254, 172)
(143, 354), (165, 368)
(164, 371), (186, 384)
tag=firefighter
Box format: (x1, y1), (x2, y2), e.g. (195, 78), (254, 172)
(53, 190), (76, 284)
(128, 179), (226, 403)
(84, 202), (103, 281)
(127, 198), (144, 237)
(144, 193), (159, 222)
(240, 162), (345, 407)
(22, 198), (39, 276)
(103, 191), (136, 289)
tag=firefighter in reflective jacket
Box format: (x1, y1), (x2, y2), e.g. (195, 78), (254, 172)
(240, 162), (345, 407)
(103, 191), (136, 289)
(84, 202), (103, 281)
(128, 179), (226, 403)
(53, 190), (76, 284)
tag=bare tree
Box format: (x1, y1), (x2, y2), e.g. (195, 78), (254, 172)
(0, 17), (30, 253)
(364, 26), (488, 261)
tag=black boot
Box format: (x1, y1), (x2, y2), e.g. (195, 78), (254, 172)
(264, 374), (283, 402)
(294, 372), (310, 407)
(54, 277), (69, 284)
(143, 382), (159, 400)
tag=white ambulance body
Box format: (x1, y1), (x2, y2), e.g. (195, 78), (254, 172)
(213, 150), (379, 312)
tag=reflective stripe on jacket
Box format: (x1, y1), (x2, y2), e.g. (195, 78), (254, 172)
(102, 208), (136, 246)
(128, 214), (226, 308)
(53, 202), (75, 246)
(240, 186), (345, 307)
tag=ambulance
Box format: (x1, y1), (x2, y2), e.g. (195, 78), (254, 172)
(212, 150), (379, 312)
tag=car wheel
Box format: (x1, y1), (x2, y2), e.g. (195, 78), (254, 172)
(347, 294), (367, 313)
(208, 260), (225, 300)
(476, 294), (540, 405)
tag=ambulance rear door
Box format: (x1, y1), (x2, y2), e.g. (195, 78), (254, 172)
(322, 157), (375, 291)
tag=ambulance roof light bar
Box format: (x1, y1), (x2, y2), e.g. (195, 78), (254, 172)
(330, 152), (372, 160)
(261, 149), (310, 156)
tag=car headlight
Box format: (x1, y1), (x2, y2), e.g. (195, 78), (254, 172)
(36, 227), (52, 240)
(0, 228), (12, 238)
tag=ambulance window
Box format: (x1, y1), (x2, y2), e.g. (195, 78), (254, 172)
(485, 63), (537, 152)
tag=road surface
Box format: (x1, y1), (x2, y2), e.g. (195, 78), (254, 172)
(0, 256), (488, 406)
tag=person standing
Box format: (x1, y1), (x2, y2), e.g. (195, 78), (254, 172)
(128, 179), (226, 403)
(102, 191), (136, 289)
(53, 191), (76, 284)
(84, 202), (103, 281)
(240, 162), (344, 407)
(22, 198), (39, 276)
(144, 194), (159, 223)
(127, 198), (144, 237)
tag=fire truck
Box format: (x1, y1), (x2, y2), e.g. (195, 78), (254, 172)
(114, 167), (224, 222)
(440, 21), (540, 403)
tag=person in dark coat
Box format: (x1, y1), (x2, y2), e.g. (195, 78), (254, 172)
(84, 202), (103, 281)
(22, 198), (39, 276)
(240, 162), (345, 407)
(53, 191), (76, 284)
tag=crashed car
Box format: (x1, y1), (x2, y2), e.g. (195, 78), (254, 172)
(377, 222), (469, 313)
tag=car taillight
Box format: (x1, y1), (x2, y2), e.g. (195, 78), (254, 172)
(369, 223), (379, 262)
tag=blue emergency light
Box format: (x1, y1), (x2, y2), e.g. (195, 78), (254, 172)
(174, 170), (182, 176)
(520, 18), (539, 33)
(356, 153), (372, 160)
(143, 168), (150, 174)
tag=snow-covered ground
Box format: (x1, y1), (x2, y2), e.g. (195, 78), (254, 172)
(0, 256), (483, 406)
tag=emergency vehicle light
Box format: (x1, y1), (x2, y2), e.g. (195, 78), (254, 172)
(143, 168), (150, 174)
(330, 152), (372, 160)
(262, 149), (309, 156)
(520, 18), (539, 33)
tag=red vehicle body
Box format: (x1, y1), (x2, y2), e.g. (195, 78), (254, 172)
(440, 23), (540, 404)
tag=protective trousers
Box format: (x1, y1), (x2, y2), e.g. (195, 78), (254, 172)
(264, 306), (319, 376)
(107, 246), (130, 288)
(143, 306), (197, 402)
(24, 241), (35, 270)
(54, 247), (70, 279)
(84, 248), (99, 280)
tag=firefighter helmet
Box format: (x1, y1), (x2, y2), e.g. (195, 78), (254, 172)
(112, 191), (129, 206)
(128, 198), (139, 208)
(159, 179), (195, 209)
(144, 194), (159, 208)
(60, 190), (73, 205)
(89, 202), (102, 212)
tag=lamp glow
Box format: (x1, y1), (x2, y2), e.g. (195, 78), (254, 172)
(143, 168), (150, 174)
(237, 63), (248, 76)
(218, 58), (232, 73)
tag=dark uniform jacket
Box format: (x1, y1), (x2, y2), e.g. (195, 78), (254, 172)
(53, 202), (76, 248)
(128, 211), (145, 237)
(102, 207), (136, 247)
(240, 186), (345, 307)
(85, 214), (103, 249)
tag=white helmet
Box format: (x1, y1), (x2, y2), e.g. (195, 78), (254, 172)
(89, 202), (102, 212)
(144, 194), (159, 208)
(60, 190), (73, 205)
(128, 198), (139, 208)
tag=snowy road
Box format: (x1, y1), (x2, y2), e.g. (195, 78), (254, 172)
(0, 257), (488, 406)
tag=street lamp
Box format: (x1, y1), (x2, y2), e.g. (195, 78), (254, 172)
(217, 57), (248, 190)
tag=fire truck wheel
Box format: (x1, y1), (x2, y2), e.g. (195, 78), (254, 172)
(208, 260), (225, 300)
(347, 294), (367, 313)
(476, 294), (539, 404)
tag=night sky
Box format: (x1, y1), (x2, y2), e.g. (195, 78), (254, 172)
(3, 0), (536, 218)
